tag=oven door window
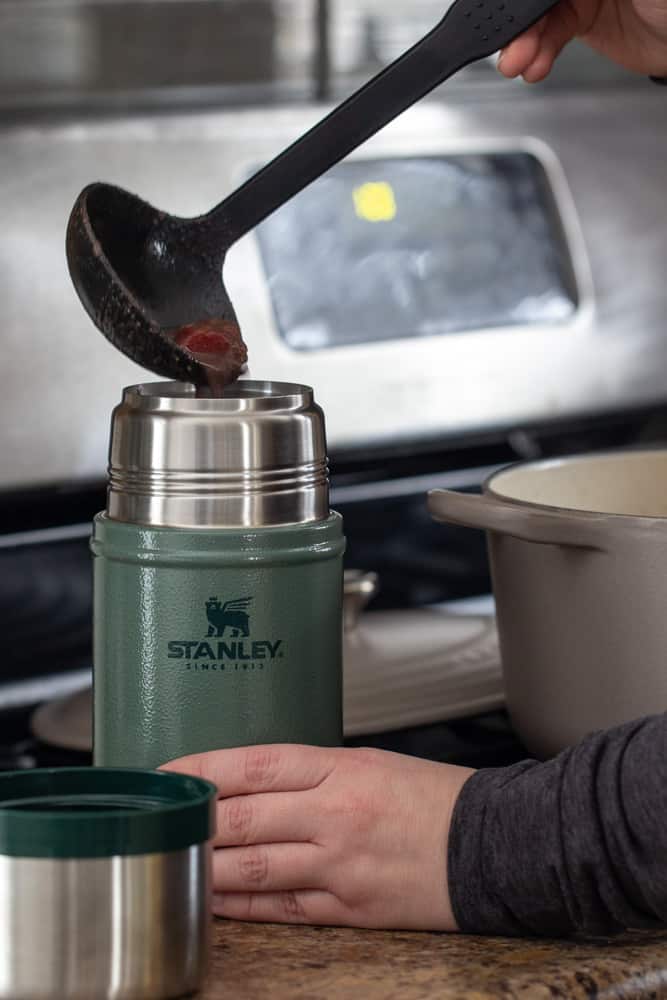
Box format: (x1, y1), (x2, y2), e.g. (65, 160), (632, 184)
(255, 152), (579, 351)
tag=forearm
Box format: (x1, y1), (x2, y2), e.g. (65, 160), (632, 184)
(448, 714), (667, 936)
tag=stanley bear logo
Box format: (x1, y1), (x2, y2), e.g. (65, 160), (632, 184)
(168, 595), (282, 665)
(206, 596), (252, 638)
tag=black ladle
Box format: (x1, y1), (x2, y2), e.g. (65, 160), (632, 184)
(67, 0), (559, 385)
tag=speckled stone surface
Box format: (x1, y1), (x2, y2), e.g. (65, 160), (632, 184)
(200, 921), (667, 999)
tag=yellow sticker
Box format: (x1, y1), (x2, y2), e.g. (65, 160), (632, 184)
(353, 181), (397, 223)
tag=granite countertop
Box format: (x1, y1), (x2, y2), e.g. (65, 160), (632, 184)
(201, 920), (667, 999)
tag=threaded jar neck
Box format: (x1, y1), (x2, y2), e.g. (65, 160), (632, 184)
(107, 380), (330, 529)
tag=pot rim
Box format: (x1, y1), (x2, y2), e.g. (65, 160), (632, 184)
(484, 446), (667, 522)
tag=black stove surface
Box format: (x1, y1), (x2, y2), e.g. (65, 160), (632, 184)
(347, 710), (529, 767)
(0, 702), (528, 772)
(0, 535), (92, 681)
(0, 705), (90, 770)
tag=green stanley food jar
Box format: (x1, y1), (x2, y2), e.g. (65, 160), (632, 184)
(92, 380), (345, 769)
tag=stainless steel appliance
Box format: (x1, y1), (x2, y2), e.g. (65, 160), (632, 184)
(2, 93), (667, 486)
(2, 74), (667, 769)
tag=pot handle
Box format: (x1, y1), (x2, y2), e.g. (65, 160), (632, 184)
(428, 489), (606, 550)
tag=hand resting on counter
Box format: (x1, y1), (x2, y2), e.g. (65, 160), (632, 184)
(162, 744), (471, 930)
(163, 714), (667, 936)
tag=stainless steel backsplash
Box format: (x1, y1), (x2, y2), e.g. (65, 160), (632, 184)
(0, 0), (640, 114)
(1, 89), (666, 490)
(0, 0), (311, 110)
(0, 0), (660, 494)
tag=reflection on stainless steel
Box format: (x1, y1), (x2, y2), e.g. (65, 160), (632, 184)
(328, 1), (640, 92)
(0, 1), (636, 114)
(107, 380), (329, 527)
(255, 150), (583, 351)
(0, 1), (280, 109)
(1, 95), (666, 487)
(0, 846), (210, 1000)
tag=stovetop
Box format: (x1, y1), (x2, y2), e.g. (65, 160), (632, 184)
(1, 699), (527, 772)
(2, 400), (667, 772)
(0, 521), (527, 772)
(0, 532), (92, 684)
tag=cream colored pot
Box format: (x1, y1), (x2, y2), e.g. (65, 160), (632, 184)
(428, 449), (667, 758)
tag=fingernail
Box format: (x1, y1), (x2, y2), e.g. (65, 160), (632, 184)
(497, 52), (505, 72)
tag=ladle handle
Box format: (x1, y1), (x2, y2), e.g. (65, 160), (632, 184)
(209, 0), (560, 242)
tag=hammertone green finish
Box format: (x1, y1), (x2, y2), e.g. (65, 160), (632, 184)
(92, 513), (345, 769)
(0, 768), (216, 858)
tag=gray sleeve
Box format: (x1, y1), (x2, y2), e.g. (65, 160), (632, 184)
(447, 713), (667, 936)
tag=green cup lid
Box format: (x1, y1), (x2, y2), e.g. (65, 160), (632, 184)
(0, 768), (216, 859)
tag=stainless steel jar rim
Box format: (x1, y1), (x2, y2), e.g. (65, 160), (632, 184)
(125, 380), (314, 413)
